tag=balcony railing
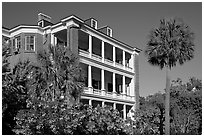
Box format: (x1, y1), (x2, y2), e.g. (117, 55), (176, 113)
(79, 49), (89, 57)
(82, 87), (134, 101)
(92, 53), (102, 61)
(104, 58), (113, 65)
(115, 62), (123, 68)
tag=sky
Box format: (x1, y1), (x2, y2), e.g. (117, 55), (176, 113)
(2, 2), (202, 97)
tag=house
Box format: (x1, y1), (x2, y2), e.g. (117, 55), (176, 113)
(2, 13), (142, 119)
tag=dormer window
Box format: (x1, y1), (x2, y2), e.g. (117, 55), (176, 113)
(38, 20), (44, 27)
(91, 19), (97, 29)
(107, 28), (112, 37)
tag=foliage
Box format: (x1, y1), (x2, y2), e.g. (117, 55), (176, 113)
(145, 18), (195, 69)
(13, 102), (126, 135)
(27, 44), (85, 106)
(145, 17), (195, 135)
(170, 78), (202, 134)
(2, 39), (31, 134)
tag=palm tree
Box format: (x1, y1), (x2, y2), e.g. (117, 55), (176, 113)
(145, 18), (195, 134)
(28, 44), (85, 107)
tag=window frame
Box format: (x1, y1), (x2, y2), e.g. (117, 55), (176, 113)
(25, 35), (35, 51)
(13, 36), (21, 51)
(107, 27), (112, 37)
(91, 19), (97, 29)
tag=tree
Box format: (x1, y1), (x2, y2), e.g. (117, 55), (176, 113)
(26, 44), (85, 108)
(14, 103), (127, 135)
(170, 78), (202, 134)
(145, 18), (195, 134)
(2, 38), (31, 134)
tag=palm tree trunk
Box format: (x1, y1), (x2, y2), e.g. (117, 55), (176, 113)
(165, 66), (170, 134)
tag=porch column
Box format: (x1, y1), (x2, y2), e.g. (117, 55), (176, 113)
(113, 46), (116, 66)
(88, 65), (93, 93)
(123, 50), (126, 68)
(123, 104), (126, 119)
(102, 101), (105, 107)
(101, 69), (105, 95)
(133, 48), (140, 111)
(102, 41), (105, 63)
(54, 36), (57, 46)
(113, 72), (116, 95)
(89, 99), (92, 106)
(51, 34), (54, 46)
(130, 54), (134, 70)
(123, 75), (126, 95)
(113, 103), (116, 109)
(89, 35), (92, 57)
(67, 26), (70, 48)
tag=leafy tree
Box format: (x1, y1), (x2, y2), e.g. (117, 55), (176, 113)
(2, 39), (31, 134)
(145, 18), (195, 134)
(26, 44), (85, 108)
(14, 103), (127, 135)
(170, 78), (202, 134)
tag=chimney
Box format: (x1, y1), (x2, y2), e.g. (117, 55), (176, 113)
(38, 13), (53, 27)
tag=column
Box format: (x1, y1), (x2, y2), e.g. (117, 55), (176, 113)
(123, 75), (126, 95)
(123, 50), (126, 68)
(113, 103), (116, 109)
(123, 104), (126, 119)
(113, 46), (116, 66)
(130, 54), (133, 69)
(130, 78), (134, 101)
(67, 27), (70, 48)
(88, 65), (93, 93)
(51, 34), (54, 46)
(89, 35), (92, 57)
(113, 72), (116, 96)
(54, 36), (57, 46)
(133, 49), (139, 110)
(102, 41), (105, 63)
(89, 99), (92, 106)
(102, 101), (105, 107)
(101, 69), (105, 95)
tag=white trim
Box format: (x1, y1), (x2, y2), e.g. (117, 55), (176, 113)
(80, 58), (134, 78)
(91, 19), (97, 29)
(81, 96), (134, 106)
(38, 13), (52, 20)
(38, 20), (44, 27)
(25, 35), (35, 51)
(61, 15), (84, 24)
(107, 27), (112, 37)
(80, 27), (134, 54)
(9, 25), (43, 33)
(10, 28), (43, 37)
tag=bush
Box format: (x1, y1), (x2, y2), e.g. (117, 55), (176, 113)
(13, 101), (127, 135)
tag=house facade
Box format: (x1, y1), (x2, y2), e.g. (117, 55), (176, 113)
(2, 13), (141, 119)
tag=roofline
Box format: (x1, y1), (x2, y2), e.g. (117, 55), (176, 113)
(2, 26), (10, 30)
(2, 14), (142, 52)
(38, 12), (52, 20)
(84, 23), (142, 52)
(84, 17), (98, 22)
(61, 14), (84, 23)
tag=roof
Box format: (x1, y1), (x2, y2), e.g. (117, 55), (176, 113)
(2, 14), (142, 52)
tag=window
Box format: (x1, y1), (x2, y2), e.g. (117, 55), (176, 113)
(107, 28), (112, 37)
(13, 36), (21, 51)
(25, 36), (35, 51)
(91, 19), (97, 29)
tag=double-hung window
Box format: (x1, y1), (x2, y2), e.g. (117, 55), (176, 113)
(13, 36), (21, 51)
(25, 36), (35, 51)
